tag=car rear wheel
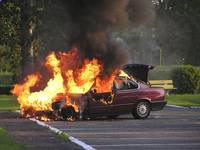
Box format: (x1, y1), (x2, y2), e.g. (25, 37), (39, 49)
(132, 101), (150, 119)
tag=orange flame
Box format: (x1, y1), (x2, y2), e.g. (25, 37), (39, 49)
(12, 48), (120, 119)
(119, 70), (130, 78)
(65, 59), (102, 93)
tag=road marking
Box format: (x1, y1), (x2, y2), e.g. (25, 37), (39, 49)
(60, 131), (196, 135)
(167, 105), (200, 109)
(59, 128), (144, 131)
(29, 118), (96, 150)
(167, 104), (187, 109)
(64, 132), (137, 135)
(92, 143), (200, 147)
(78, 137), (200, 140)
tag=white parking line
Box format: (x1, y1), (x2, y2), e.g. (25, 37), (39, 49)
(167, 104), (187, 109)
(61, 131), (192, 135)
(92, 143), (200, 147)
(66, 132), (136, 135)
(77, 137), (200, 140)
(30, 118), (96, 150)
(167, 104), (200, 109)
(59, 128), (116, 131)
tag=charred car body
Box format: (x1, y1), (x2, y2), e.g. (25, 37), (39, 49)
(51, 64), (167, 121)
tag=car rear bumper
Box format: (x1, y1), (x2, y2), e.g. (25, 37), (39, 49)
(151, 101), (167, 111)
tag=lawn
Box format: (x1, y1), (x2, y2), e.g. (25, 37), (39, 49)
(0, 128), (24, 150)
(166, 94), (200, 106)
(57, 132), (69, 141)
(0, 95), (19, 111)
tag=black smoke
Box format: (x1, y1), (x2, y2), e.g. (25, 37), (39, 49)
(62, 0), (154, 77)
(38, 0), (154, 78)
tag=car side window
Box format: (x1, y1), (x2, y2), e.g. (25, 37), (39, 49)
(127, 81), (138, 89)
(113, 79), (129, 90)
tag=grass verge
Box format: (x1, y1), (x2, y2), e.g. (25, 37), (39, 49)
(0, 95), (19, 111)
(166, 94), (200, 106)
(0, 127), (24, 150)
(57, 132), (69, 141)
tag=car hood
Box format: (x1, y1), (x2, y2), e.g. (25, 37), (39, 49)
(123, 64), (154, 83)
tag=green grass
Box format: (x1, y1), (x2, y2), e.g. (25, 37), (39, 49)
(56, 132), (69, 141)
(166, 94), (200, 106)
(0, 84), (13, 87)
(0, 95), (19, 111)
(0, 127), (24, 150)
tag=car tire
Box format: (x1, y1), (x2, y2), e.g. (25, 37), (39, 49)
(60, 106), (79, 121)
(132, 101), (150, 119)
(107, 115), (119, 119)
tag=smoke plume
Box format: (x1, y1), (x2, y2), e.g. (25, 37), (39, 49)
(34, 0), (155, 78)
(62, 0), (154, 77)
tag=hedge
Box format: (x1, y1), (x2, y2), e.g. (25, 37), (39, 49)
(0, 72), (13, 94)
(172, 65), (200, 94)
(0, 85), (13, 94)
(0, 72), (13, 85)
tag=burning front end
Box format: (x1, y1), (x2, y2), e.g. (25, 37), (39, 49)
(11, 48), (119, 121)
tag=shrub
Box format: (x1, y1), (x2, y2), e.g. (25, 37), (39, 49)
(0, 44), (22, 77)
(0, 72), (13, 94)
(0, 85), (13, 94)
(0, 72), (13, 85)
(0, 45), (12, 72)
(172, 65), (200, 94)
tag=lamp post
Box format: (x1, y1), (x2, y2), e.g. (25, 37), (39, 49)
(29, 23), (34, 72)
(160, 48), (162, 66)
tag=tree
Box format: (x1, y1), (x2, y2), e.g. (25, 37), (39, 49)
(0, 1), (22, 77)
(155, 0), (200, 65)
(20, 0), (44, 77)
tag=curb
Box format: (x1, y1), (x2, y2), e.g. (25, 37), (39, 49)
(167, 104), (200, 109)
(29, 118), (96, 150)
(167, 104), (186, 109)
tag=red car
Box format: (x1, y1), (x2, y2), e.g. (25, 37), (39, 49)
(53, 64), (167, 121)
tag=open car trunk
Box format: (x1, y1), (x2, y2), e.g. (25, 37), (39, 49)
(123, 64), (154, 83)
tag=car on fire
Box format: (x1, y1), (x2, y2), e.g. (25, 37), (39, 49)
(52, 64), (167, 121)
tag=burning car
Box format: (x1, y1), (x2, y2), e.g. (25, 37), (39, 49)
(51, 64), (167, 121)
(12, 49), (166, 121)
(11, 0), (159, 121)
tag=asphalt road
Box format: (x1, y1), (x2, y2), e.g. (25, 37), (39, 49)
(46, 106), (200, 150)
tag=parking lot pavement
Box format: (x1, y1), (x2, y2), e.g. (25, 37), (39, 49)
(46, 106), (200, 150)
(0, 112), (83, 150)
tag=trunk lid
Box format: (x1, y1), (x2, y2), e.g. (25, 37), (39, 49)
(123, 64), (154, 83)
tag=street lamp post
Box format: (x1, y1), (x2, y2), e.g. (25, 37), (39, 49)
(160, 48), (162, 66)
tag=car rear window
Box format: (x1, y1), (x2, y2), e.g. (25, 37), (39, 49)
(113, 78), (138, 90)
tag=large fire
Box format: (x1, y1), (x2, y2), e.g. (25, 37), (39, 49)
(12, 47), (122, 120)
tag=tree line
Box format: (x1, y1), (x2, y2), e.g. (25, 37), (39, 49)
(0, 0), (200, 79)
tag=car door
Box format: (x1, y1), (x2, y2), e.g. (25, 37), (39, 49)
(112, 78), (139, 114)
(87, 92), (114, 116)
